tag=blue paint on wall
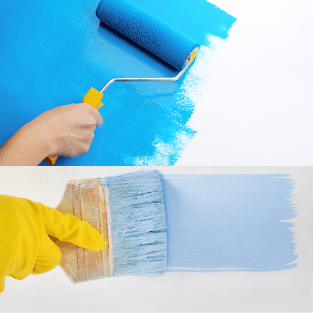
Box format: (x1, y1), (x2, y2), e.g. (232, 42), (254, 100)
(160, 174), (297, 271)
(0, 0), (236, 165)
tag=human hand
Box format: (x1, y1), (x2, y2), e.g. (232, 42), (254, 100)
(0, 103), (103, 166)
(0, 195), (105, 292)
(30, 103), (103, 157)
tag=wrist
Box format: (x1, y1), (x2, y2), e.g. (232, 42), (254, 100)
(21, 118), (57, 158)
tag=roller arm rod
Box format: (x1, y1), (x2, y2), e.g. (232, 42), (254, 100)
(100, 58), (194, 93)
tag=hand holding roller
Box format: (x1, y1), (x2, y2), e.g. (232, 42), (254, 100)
(44, 89), (105, 165)
(45, 0), (199, 165)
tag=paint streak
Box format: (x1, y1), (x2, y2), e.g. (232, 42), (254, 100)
(160, 174), (297, 271)
(0, 0), (236, 165)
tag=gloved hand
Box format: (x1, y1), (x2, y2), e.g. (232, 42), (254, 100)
(0, 195), (105, 292)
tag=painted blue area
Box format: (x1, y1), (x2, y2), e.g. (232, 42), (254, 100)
(0, 0), (236, 165)
(161, 174), (297, 271)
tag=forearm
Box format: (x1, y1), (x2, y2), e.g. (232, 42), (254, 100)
(0, 121), (54, 166)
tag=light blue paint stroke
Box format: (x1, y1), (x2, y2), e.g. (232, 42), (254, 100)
(160, 174), (297, 272)
(0, 0), (236, 165)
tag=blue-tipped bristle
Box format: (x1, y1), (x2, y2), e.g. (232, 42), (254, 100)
(96, 0), (199, 70)
(102, 170), (167, 276)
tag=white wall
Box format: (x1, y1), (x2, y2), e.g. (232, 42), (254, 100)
(178, 0), (313, 166)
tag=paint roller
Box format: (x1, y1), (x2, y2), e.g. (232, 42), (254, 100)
(45, 0), (199, 165)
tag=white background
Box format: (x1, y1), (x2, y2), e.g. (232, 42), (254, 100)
(177, 0), (313, 166)
(0, 166), (312, 312)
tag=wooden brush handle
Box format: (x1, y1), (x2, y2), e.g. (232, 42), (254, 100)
(44, 88), (104, 165)
(56, 178), (110, 282)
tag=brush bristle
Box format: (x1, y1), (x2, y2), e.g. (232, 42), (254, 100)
(102, 170), (167, 276)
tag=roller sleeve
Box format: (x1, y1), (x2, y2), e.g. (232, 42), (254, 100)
(96, 0), (199, 70)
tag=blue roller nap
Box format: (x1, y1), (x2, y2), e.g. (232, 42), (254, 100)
(96, 0), (200, 71)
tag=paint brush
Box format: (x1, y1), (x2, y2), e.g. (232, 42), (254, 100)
(56, 170), (297, 282)
(57, 170), (167, 282)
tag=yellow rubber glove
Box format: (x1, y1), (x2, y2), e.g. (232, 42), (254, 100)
(0, 195), (105, 292)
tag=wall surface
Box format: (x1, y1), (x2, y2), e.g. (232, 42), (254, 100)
(0, 0), (236, 166)
(177, 0), (313, 166)
(0, 167), (312, 311)
(1, 0), (312, 166)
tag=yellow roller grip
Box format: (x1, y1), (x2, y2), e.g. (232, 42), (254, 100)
(45, 155), (58, 165)
(82, 87), (104, 110)
(44, 88), (103, 165)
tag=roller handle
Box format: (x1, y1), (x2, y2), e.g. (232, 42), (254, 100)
(44, 88), (104, 165)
